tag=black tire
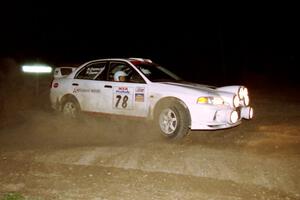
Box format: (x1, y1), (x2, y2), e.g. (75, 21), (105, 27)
(154, 99), (190, 140)
(61, 98), (81, 119)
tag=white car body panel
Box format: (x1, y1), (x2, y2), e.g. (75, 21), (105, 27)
(102, 81), (149, 117)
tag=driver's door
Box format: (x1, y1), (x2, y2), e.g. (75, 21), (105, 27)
(100, 61), (149, 117)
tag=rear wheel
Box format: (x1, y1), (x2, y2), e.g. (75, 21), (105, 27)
(155, 100), (190, 140)
(62, 99), (81, 119)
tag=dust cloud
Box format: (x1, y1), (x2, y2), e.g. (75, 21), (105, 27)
(1, 57), (300, 152)
(0, 58), (163, 150)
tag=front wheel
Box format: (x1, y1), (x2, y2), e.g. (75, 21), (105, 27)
(155, 100), (190, 140)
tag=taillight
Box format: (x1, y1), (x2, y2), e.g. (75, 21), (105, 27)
(50, 79), (59, 88)
(53, 82), (59, 88)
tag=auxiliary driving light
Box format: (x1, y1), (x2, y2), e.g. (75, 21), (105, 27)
(230, 110), (239, 124)
(233, 95), (240, 108)
(241, 107), (254, 119)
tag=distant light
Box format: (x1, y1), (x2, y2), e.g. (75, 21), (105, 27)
(22, 65), (52, 73)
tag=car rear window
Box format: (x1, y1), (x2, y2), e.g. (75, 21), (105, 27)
(61, 68), (74, 75)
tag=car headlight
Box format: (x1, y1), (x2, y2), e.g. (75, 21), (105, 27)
(197, 96), (224, 105)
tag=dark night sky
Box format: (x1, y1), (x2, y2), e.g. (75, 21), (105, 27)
(1, 3), (299, 86)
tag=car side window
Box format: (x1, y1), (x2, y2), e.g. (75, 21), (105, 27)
(108, 62), (145, 83)
(75, 62), (107, 80)
(129, 70), (146, 83)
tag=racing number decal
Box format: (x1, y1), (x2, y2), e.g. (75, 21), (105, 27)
(113, 87), (133, 109)
(115, 95), (129, 108)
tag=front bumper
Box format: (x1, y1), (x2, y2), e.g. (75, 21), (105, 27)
(189, 104), (253, 130)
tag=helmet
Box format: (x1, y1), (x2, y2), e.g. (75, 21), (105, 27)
(114, 71), (128, 81)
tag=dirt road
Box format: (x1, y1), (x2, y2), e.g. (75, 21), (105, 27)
(0, 88), (300, 199)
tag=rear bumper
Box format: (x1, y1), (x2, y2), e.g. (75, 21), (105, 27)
(50, 96), (61, 111)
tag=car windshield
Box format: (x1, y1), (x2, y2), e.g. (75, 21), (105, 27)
(135, 63), (182, 82)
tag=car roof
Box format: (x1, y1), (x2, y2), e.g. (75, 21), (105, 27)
(81, 58), (153, 66)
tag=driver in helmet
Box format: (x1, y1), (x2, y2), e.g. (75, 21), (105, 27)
(114, 71), (128, 82)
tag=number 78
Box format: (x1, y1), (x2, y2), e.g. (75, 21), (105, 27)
(115, 95), (129, 108)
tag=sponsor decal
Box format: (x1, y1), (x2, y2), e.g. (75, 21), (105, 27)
(113, 87), (133, 109)
(73, 88), (100, 93)
(135, 87), (145, 93)
(73, 88), (90, 93)
(118, 87), (128, 90)
(116, 87), (130, 94)
(91, 89), (100, 93)
(135, 93), (144, 102)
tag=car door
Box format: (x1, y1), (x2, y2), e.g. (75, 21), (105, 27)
(72, 61), (108, 112)
(99, 61), (149, 117)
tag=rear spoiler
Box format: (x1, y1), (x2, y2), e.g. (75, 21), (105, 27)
(53, 67), (77, 78)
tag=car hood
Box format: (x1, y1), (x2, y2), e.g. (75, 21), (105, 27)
(152, 81), (219, 96)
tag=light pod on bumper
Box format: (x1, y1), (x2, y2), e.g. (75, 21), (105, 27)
(241, 107), (254, 119)
(233, 95), (240, 108)
(214, 109), (239, 124)
(230, 110), (239, 124)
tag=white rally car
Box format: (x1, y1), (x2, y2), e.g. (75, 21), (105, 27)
(50, 58), (253, 140)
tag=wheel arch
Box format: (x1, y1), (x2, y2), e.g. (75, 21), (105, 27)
(151, 96), (191, 126)
(59, 94), (81, 111)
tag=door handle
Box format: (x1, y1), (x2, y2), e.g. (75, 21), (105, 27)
(104, 85), (112, 88)
(72, 83), (79, 86)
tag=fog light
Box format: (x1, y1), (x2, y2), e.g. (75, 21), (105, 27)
(238, 87), (244, 99)
(241, 107), (254, 119)
(243, 87), (248, 97)
(230, 111), (239, 124)
(243, 95), (250, 106)
(249, 107), (254, 119)
(233, 95), (240, 108)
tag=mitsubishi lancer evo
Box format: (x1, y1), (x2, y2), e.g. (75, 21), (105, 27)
(50, 58), (253, 140)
